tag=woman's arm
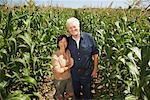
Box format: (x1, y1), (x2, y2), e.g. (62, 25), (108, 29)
(65, 50), (74, 68)
(52, 54), (68, 73)
(66, 58), (74, 68)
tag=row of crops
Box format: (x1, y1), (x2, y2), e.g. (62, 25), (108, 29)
(0, 5), (150, 100)
(76, 8), (150, 100)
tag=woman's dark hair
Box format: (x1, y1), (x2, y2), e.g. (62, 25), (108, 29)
(57, 35), (69, 51)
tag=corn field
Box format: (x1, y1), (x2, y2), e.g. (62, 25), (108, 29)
(0, 5), (150, 100)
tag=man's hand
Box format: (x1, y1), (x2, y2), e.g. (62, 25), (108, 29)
(91, 69), (97, 78)
(92, 54), (98, 78)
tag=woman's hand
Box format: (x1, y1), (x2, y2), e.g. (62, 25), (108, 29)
(58, 55), (67, 67)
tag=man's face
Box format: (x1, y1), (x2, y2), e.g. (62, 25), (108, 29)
(67, 23), (80, 37)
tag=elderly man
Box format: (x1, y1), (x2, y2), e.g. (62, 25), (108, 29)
(66, 17), (99, 99)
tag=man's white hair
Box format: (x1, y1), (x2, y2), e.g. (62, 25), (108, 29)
(66, 17), (80, 28)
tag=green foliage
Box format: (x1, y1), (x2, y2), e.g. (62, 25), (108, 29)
(77, 8), (149, 99)
(0, 6), (149, 99)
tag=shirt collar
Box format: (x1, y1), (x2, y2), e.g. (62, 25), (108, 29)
(71, 31), (83, 40)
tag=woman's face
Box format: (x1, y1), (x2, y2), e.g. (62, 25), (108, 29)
(58, 37), (68, 49)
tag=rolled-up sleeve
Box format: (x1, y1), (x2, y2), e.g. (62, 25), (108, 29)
(91, 37), (99, 55)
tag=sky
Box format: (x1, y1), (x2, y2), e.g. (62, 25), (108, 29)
(36, 0), (128, 8)
(1, 0), (150, 8)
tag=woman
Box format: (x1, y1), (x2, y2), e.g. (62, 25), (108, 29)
(51, 35), (74, 100)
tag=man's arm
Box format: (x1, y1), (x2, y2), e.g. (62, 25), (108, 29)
(91, 53), (99, 78)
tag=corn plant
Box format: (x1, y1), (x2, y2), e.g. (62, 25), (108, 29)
(0, 5), (149, 99)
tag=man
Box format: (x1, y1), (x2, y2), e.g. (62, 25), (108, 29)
(66, 17), (99, 99)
